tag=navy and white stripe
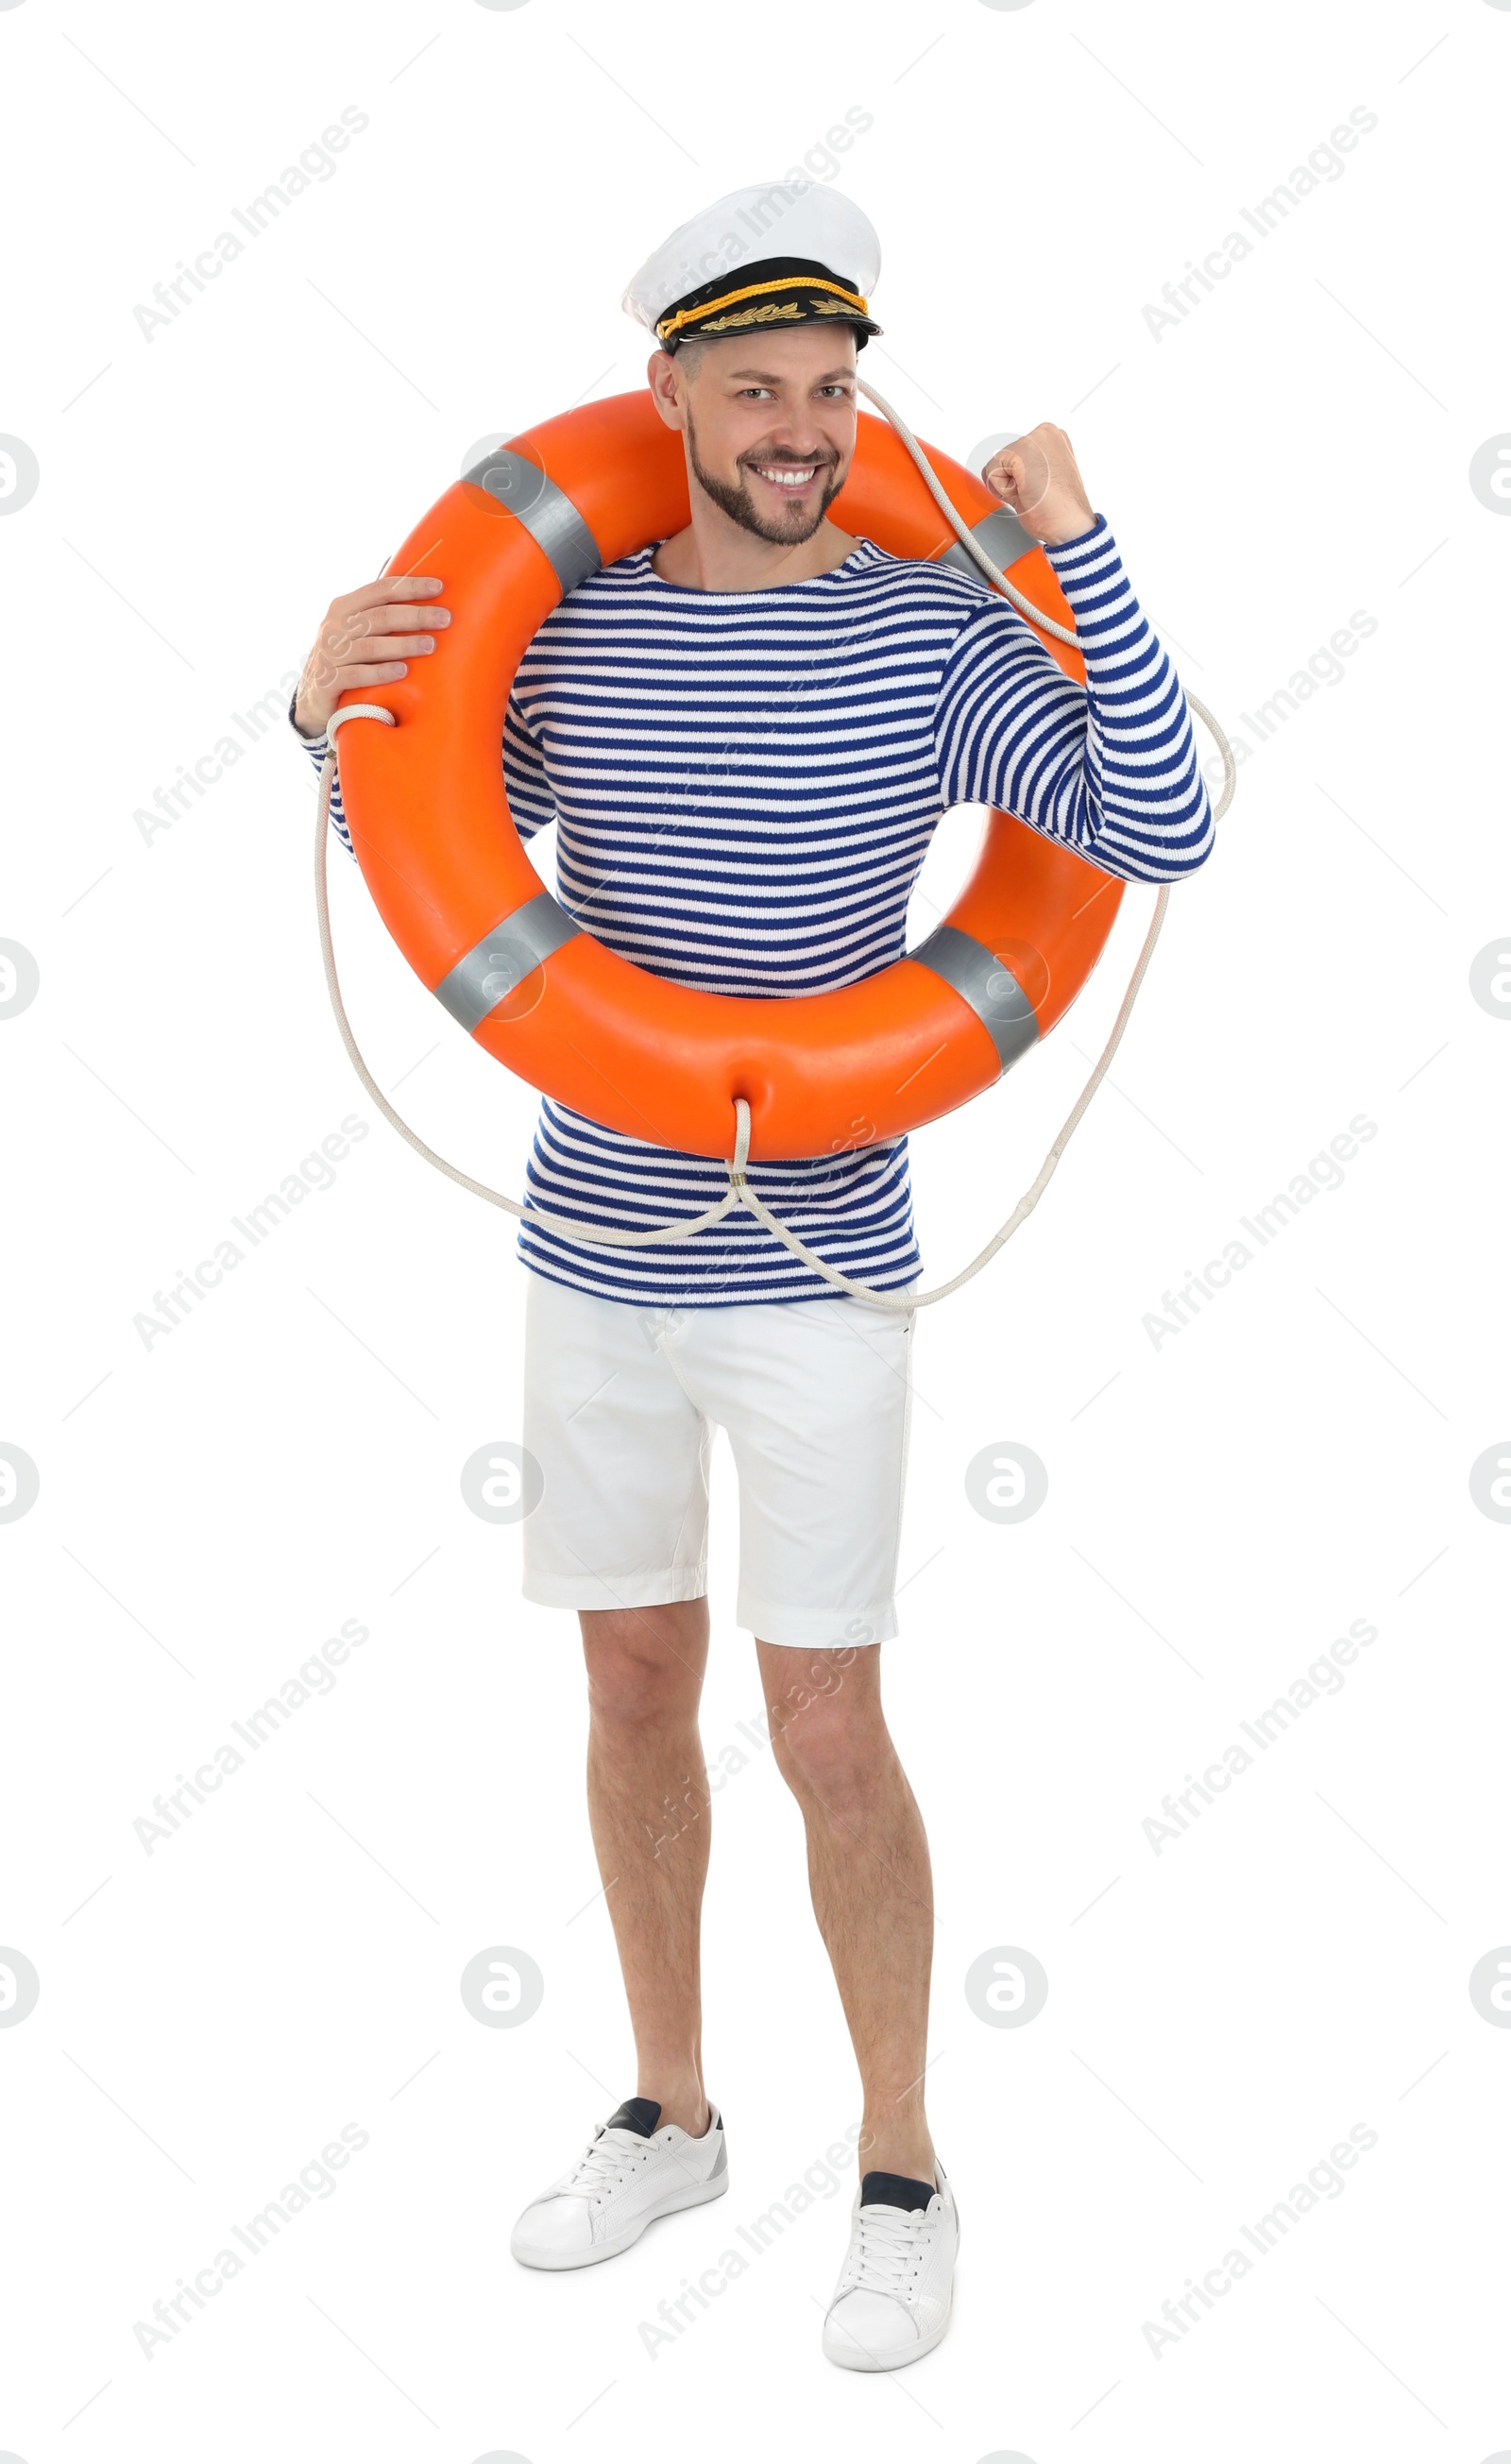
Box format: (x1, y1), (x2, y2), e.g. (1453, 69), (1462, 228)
(304, 517), (1212, 1304)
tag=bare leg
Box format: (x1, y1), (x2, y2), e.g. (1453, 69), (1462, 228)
(580, 1599), (712, 2137)
(758, 1640), (935, 2184)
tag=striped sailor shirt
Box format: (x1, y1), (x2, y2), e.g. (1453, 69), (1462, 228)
(302, 515), (1213, 1305)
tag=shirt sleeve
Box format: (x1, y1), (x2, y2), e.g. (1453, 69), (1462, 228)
(289, 685), (557, 860)
(288, 688), (357, 861)
(502, 688), (557, 843)
(932, 515), (1214, 884)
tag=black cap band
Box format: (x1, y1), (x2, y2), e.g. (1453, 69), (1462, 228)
(655, 256), (882, 352)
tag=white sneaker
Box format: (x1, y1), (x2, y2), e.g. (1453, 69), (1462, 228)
(823, 2163), (959, 2370)
(510, 2097), (728, 2270)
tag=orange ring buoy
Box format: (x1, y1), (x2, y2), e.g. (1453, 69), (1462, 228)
(332, 391), (1125, 1164)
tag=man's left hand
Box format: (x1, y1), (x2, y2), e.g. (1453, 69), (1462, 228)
(980, 423), (1095, 547)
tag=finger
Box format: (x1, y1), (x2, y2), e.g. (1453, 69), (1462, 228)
(331, 631), (440, 662)
(327, 576), (446, 620)
(327, 660), (410, 688)
(331, 598), (450, 637)
(320, 606), (449, 652)
(308, 647), (411, 687)
(1009, 442), (1053, 514)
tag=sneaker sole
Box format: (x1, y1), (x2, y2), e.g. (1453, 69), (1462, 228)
(511, 2167), (729, 2271)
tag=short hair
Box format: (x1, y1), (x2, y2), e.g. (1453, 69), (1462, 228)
(670, 326), (860, 381)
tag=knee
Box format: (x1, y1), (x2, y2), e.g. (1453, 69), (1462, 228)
(583, 1609), (701, 1735)
(769, 1690), (890, 1824)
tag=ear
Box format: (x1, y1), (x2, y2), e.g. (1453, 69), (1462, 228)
(647, 348), (687, 432)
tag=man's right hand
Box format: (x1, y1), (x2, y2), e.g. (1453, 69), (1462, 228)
(293, 575), (450, 739)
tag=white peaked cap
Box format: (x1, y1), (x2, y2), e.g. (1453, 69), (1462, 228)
(621, 181), (882, 344)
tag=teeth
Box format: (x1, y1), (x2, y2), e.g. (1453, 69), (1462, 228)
(757, 467), (816, 486)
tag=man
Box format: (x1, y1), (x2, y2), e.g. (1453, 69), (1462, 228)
(293, 184), (1213, 2371)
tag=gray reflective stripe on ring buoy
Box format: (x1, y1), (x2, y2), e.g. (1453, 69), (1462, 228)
(461, 449), (603, 597)
(433, 892), (581, 1031)
(908, 923), (1039, 1073)
(934, 503), (1036, 582)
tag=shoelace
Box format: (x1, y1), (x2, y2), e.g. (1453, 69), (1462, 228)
(562, 2126), (653, 2201)
(846, 2201), (934, 2294)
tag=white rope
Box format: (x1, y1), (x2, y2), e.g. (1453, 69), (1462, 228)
(314, 389), (1237, 1306)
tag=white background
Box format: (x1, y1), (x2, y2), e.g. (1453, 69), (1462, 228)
(2, 1), (1508, 2457)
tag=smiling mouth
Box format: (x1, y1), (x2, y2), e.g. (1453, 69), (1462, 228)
(746, 460), (828, 491)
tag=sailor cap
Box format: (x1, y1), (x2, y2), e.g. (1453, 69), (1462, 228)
(622, 181), (882, 353)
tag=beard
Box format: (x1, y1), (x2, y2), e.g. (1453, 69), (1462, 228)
(686, 406), (844, 544)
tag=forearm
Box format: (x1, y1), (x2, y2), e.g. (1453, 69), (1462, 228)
(937, 518), (1214, 886)
(1037, 518), (1213, 882)
(289, 689), (355, 859)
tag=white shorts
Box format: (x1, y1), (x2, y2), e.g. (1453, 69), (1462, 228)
(519, 1270), (918, 1648)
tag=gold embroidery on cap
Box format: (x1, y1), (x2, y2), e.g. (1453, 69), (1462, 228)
(697, 301), (805, 333)
(656, 273), (870, 342)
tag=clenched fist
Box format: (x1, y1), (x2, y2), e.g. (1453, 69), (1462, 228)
(979, 424), (1095, 548)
